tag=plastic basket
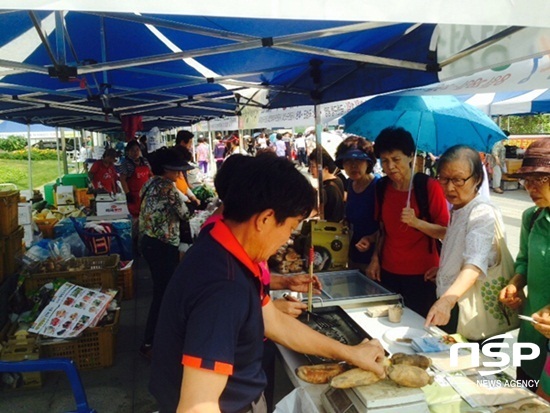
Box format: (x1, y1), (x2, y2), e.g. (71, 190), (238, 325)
(24, 254), (120, 293)
(34, 218), (59, 239)
(0, 184), (20, 237)
(40, 310), (120, 370)
(0, 226), (24, 282)
(116, 265), (134, 300)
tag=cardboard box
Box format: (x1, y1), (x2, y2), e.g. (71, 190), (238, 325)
(17, 202), (32, 225)
(96, 201), (129, 217)
(55, 185), (75, 206)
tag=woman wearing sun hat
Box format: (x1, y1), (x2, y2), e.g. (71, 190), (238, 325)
(499, 138), (550, 392)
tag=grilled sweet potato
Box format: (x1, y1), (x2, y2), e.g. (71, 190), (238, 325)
(330, 368), (381, 388)
(296, 363), (346, 384)
(390, 353), (432, 369)
(387, 365), (434, 388)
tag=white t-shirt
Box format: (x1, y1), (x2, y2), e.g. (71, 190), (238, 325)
(294, 136), (306, 149)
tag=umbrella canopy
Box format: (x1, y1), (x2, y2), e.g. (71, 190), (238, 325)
(341, 94), (506, 155)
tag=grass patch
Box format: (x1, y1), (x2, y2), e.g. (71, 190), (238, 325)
(0, 159), (64, 190)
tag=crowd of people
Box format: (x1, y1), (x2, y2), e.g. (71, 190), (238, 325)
(86, 126), (548, 411)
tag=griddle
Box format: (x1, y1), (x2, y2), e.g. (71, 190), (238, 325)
(298, 305), (387, 364)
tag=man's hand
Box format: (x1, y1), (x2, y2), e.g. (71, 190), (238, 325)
(286, 274), (322, 294)
(348, 339), (386, 378)
(273, 296), (307, 318)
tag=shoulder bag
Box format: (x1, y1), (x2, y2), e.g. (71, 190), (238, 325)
(457, 212), (520, 341)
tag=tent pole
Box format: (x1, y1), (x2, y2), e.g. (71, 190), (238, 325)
(207, 120), (214, 177)
(55, 127), (62, 178)
(238, 115), (244, 153)
(61, 128), (68, 175)
(314, 104), (324, 220)
(27, 123), (33, 193)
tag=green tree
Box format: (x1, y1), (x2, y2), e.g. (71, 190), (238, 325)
(0, 135), (26, 151)
(497, 114), (550, 134)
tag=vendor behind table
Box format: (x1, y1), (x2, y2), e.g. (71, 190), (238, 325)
(149, 154), (386, 413)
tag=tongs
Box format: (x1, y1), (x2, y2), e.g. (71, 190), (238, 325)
(305, 311), (339, 329)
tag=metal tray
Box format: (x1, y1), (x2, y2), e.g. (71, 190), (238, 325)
(316, 270), (399, 307)
(298, 305), (387, 364)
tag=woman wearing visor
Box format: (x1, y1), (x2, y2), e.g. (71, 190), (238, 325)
(334, 136), (380, 272)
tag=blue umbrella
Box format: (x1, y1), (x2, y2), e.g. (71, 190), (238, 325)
(341, 94), (506, 155)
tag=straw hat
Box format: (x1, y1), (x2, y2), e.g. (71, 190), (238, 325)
(509, 138), (550, 177)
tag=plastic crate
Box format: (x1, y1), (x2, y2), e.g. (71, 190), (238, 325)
(40, 310), (119, 370)
(116, 265), (134, 300)
(0, 337), (42, 390)
(34, 218), (59, 239)
(24, 254), (120, 293)
(0, 226), (24, 282)
(0, 185), (20, 237)
(61, 173), (89, 189)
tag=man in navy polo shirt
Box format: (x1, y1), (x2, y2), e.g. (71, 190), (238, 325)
(150, 155), (386, 413)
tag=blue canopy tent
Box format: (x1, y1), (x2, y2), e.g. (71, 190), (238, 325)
(0, 11), (442, 133)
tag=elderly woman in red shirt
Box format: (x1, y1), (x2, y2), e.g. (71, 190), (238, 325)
(368, 127), (449, 318)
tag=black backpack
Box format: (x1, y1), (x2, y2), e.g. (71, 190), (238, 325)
(376, 173), (442, 254)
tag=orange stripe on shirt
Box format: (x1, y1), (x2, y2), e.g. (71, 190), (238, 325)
(214, 361), (233, 375)
(182, 355), (202, 368)
(182, 355), (234, 375)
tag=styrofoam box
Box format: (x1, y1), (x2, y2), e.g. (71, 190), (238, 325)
(96, 201), (129, 217)
(56, 185), (75, 206)
(18, 202), (32, 225)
